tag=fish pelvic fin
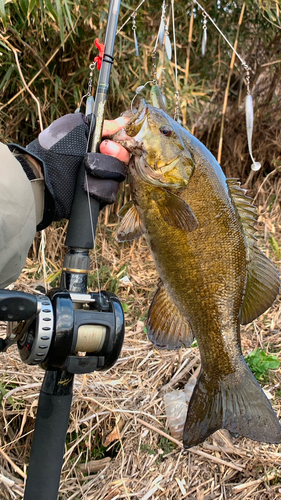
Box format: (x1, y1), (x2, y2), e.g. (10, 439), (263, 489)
(116, 201), (145, 242)
(147, 280), (194, 350)
(183, 358), (281, 448)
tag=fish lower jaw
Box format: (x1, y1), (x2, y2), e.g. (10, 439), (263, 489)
(113, 128), (142, 150)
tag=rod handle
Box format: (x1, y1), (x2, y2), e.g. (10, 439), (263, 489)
(65, 162), (100, 249)
(24, 370), (73, 500)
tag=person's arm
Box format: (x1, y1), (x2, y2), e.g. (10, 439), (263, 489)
(0, 143), (38, 287)
(1, 114), (129, 288)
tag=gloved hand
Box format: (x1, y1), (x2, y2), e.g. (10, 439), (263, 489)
(24, 113), (127, 225)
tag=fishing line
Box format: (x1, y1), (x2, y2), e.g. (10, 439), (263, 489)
(171, 0), (180, 122)
(85, 165), (102, 300)
(117, 0), (147, 34)
(85, 98), (102, 300)
(193, 0), (248, 68)
(193, 0), (261, 170)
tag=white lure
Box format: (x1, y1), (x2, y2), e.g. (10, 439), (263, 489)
(202, 27), (207, 56)
(246, 94), (261, 171)
(165, 33), (172, 60)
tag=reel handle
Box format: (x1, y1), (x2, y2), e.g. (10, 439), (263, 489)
(0, 290), (38, 321)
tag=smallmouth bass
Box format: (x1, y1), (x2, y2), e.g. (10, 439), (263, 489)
(114, 89), (281, 448)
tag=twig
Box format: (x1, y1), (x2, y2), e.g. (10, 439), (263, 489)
(253, 167), (281, 202)
(3, 382), (42, 400)
(136, 418), (245, 472)
(11, 46), (43, 131)
(0, 474), (24, 497)
(160, 357), (199, 393)
(0, 447), (26, 480)
(261, 58), (281, 67)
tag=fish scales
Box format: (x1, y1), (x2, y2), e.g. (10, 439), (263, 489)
(132, 169), (244, 376)
(114, 90), (281, 447)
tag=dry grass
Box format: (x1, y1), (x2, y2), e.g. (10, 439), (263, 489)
(0, 189), (281, 500)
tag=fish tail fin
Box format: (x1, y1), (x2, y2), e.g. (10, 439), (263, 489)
(183, 359), (281, 448)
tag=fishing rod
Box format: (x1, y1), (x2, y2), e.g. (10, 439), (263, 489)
(0, 0), (123, 498)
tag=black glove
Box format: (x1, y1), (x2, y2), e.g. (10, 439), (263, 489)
(84, 153), (127, 206)
(9, 113), (126, 229)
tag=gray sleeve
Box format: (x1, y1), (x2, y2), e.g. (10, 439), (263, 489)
(0, 143), (37, 287)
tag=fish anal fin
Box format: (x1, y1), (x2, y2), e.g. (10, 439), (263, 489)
(147, 281), (194, 350)
(153, 190), (198, 232)
(183, 359), (281, 448)
(240, 244), (280, 324)
(116, 202), (145, 242)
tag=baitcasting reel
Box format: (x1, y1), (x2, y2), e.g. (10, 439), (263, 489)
(0, 289), (124, 374)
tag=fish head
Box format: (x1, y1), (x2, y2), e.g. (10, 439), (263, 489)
(114, 99), (194, 188)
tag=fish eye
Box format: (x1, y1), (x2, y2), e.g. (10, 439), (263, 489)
(160, 126), (172, 137)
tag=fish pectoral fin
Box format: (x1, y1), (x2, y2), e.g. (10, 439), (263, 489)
(240, 244), (280, 324)
(116, 202), (145, 242)
(153, 190), (198, 232)
(183, 359), (281, 449)
(147, 280), (194, 350)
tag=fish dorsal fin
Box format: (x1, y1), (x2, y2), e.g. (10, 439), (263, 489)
(147, 280), (194, 350)
(226, 179), (280, 324)
(240, 244), (280, 324)
(153, 189), (198, 232)
(227, 178), (257, 239)
(116, 201), (145, 242)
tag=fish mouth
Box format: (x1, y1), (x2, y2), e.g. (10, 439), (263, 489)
(113, 99), (148, 150)
(133, 156), (187, 189)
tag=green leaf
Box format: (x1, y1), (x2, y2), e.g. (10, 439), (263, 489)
(54, 0), (65, 47)
(54, 74), (60, 103)
(270, 236), (280, 259)
(0, 0), (7, 28)
(245, 348), (280, 382)
(28, 0), (37, 16)
(45, 0), (58, 24)
(0, 63), (14, 91)
(63, 0), (74, 31)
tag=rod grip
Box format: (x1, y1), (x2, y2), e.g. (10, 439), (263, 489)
(65, 162), (100, 249)
(24, 370), (73, 500)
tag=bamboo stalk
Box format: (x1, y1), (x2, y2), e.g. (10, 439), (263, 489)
(185, 2), (194, 83)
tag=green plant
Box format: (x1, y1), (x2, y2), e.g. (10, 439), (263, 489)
(158, 437), (176, 455)
(270, 236), (280, 259)
(245, 348), (280, 383)
(121, 302), (129, 313)
(140, 443), (155, 455)
(0, 376), (17, 406)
